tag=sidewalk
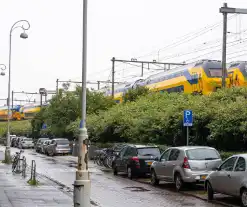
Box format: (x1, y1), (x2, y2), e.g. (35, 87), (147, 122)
(0, 151), (73, 207)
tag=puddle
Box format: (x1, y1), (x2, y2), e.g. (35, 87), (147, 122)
(123, 186), (150, 192)
(90, 200), (98, 206)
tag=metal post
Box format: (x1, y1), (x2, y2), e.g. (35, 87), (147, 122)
(73, 0), (90, 206)
(222, 3), (228, 88)
(97, 81), (100, 90)
(5, 20), (30, 164)
(40, 94), (42, 106)
(11, 91), (14, 109)
(141, 63), (144, 77)
(56, 79), (59, 94)
(186, 127), (189, 146)
(5, 26), (13, 164)
(111, 57), (115, 99)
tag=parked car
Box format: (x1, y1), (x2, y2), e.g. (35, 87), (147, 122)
(150, 146), (222, 191)
(46, 138), (70, 156)
(41, 140), (52, 154)
(35, 138), (50, 153)
(15, 137), (24, 148)
(112, 144), (161, 179)
(19, 138), (34, 149)
(205, 154), (247, 207)
(11, 137), (17, 147)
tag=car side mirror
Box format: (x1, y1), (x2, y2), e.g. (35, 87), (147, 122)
(214, 167), (220, 171)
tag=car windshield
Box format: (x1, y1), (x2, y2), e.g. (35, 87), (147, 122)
(186, 148), (220, 160)
(40, 139), (49, 143)
(24, 138), (32, 142)
(137, 148), (160, 156)
(56, 139), (69, 145)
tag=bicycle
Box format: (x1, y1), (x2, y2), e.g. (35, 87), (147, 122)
(12, 150), (24, 172)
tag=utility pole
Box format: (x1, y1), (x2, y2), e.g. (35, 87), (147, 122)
(111, 57), (115, 98)
(11, 91), (13, 109)
(73, 0), (90, 206)
(56, 79), (59, 94)
(220, 3), (247, 87)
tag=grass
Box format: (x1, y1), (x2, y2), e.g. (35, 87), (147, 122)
(0, 120), (31, 137)
(27, 179), (39, 186)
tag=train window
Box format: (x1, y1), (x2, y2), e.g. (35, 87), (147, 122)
(208, 68), (222, 77)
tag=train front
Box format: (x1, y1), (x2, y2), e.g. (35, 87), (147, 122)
(227, 61), (247, 87)
(200, 60), (224, 94)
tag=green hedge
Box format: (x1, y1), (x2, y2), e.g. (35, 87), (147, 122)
(77, 87), (247, 151)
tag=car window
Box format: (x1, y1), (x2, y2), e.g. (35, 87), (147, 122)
(51, 140), (55, 144)
(235, 157), (246, 172)
(220, 157), (237, 171)
(56, 139), (69, 145)
(137, 148), (160, 156)
(169, 149), (180, 161)
(160, 149), (171, 161)
(128, 148), (137, 156)
(119, 146), (127, 157)
(185, 148), (220, 160)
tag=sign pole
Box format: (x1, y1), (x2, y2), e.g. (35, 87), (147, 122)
(187, 126), (189, 146)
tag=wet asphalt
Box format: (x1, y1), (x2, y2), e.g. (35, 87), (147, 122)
(8, 147), (224, 207)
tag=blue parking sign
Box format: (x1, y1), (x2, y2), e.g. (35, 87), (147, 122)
(183, 110), (193, 127)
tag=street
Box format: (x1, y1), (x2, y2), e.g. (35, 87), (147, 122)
(6, 147), (226, 207)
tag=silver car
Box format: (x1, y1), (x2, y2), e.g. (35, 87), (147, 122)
(205, 154), (247, 207)
(19, 138), (34, 149)
(46, 138), (70, 156)
(150, 146), (222, 191)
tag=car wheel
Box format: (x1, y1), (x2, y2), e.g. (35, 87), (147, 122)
(150, 169), (159, 186)
(207, 181), (214, 201)
(113, 164), (118, 175)
(127, 167), (133, 180)
(241, 188), (247, 207)
(175, 173), (183, 191)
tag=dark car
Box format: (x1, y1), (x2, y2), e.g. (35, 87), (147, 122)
(112, 144), (161, 179)
(35, 138), (50, 153)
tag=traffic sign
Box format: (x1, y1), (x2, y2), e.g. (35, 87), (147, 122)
(183, 110), (193, 127)
(42, 123), (47, 129)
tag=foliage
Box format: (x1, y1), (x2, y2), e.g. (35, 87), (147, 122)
(81, 87), (247, 151)
(31, 87), (115, 139)
(123, 86), (150, 103)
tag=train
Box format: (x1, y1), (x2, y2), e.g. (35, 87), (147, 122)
(0, 103), (49, 121)
(101, 59), (226, 103)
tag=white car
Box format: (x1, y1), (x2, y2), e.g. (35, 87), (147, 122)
(19, 138), (34, 149)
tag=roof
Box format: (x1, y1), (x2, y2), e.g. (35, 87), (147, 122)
(126, 144), (158, 148)
(168, 146), (216, 150)
(230, 153), (247, 158)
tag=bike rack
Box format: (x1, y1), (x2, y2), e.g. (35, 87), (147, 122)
(22, 156), (27, 178)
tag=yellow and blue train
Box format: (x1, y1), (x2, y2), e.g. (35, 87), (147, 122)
(227, 61), (247, 87)
(102, 59), (224, 103)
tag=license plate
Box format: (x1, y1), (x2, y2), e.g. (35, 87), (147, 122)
(201, 175), (207, 180)
(147, 161), (152, 165)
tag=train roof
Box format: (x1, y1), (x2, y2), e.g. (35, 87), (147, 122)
(228, 61), (247, 68)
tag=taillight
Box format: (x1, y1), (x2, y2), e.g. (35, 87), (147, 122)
(182, 157), (190, 169)
(131, 156), (140, 168)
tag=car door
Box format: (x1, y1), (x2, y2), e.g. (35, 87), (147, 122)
(122, 147), (133, 172)
(47, 140), (55, 154)
(115, 146), (128, 172)
(166, 149), (180, 181)
(229, 156), (246, 196)
(155, 149), (171, 179)
(212, 156), (238, 194)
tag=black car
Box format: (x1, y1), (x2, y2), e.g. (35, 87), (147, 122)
(112, 144), (161, 179)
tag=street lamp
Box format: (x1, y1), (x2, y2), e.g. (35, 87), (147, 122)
(73, 0), (91, 206)
(0, 64), (6, 76)
(5, 20), (30, 164)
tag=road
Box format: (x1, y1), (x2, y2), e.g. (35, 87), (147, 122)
(8, 147), (224, 207)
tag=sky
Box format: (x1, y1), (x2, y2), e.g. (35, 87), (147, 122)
(0, 0), (247, 105)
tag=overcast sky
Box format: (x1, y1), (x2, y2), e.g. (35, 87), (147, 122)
(0, 0), (247, 105)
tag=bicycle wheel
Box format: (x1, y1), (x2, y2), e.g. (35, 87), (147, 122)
(103, 156), (109, 168)
(12, 157), (18, 172)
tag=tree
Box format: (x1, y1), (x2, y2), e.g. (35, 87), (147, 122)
(123, 86), (149, 103)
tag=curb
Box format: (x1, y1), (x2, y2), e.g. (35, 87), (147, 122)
(132, 178), (237, 207)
